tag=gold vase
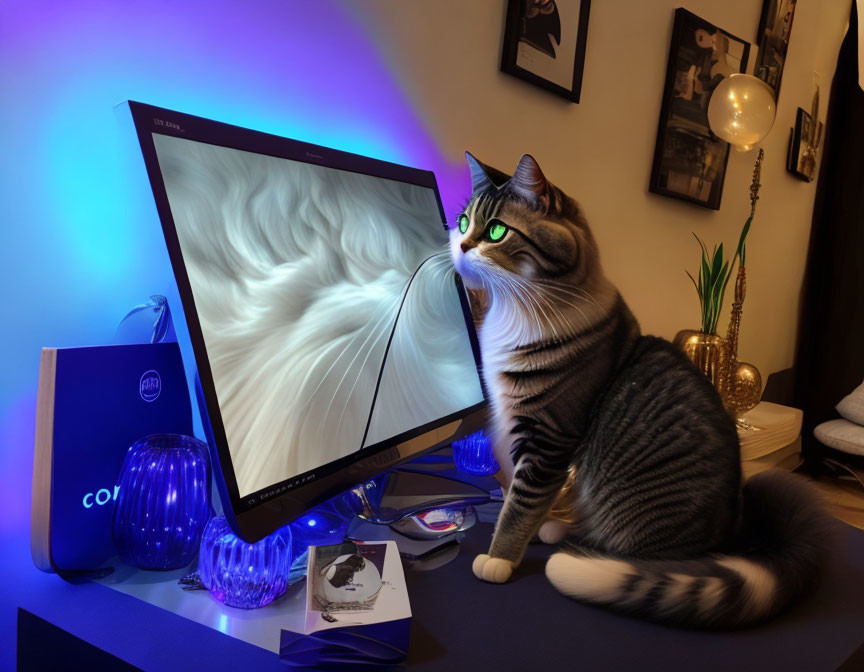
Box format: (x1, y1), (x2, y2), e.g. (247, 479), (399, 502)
(673, 329), (732, 396)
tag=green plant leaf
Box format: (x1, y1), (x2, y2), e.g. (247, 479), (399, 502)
(690, 233), (731, 334)
(735, 216), (753, 262)
(710, 260), (730, 333)
(688, 204), (757, 335)
(712, 243), (724, 279)
(686, 269), (699, 293)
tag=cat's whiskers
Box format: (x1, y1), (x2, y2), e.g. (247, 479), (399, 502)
(536, 290), (594, 331)
(325, 250), (453, 438)
(508, 276), (560, 341)
(500, 276), (549, 342)
(464, 253), (607, 346)
(535, 293), (584, 336)
(330, 300), (411, 435)
(509, 276), (565, 341)
(296, 300), (397, 415)
(317, 302), (399, 436)
(480, 275), (545, 347)
(534, 279), (605, 313)
(487, 270), (589, 344)
(516, 276), (595, 338)
(533, 281), (607, 328)
(533, 277), (598, 298)
(489, 269), (560, 343)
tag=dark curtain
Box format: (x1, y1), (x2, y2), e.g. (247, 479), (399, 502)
(793, 2), (864, 455)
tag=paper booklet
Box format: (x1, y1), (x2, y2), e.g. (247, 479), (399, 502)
(280, 540), (412, 667)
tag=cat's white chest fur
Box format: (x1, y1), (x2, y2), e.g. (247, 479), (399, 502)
(479, 302), (544, 485)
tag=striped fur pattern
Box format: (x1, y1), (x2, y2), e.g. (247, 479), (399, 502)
(451, 152), (833, 628)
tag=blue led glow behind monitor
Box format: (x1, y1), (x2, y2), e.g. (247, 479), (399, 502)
(123, 101), (487, 542)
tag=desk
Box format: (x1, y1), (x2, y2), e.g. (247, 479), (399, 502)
(407, 521), (864, 671)
(15, 517), (864, 671)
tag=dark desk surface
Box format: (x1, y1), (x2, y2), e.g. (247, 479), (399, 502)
(406, 522), (864, 671)
(14, 519), (864, 671)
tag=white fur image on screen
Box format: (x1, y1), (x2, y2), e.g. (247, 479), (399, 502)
(152, 134), (484, 497)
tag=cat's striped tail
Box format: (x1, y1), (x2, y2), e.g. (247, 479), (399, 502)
(545, 470), (835, 628)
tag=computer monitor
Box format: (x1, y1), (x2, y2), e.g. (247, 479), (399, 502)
(123, 101), (488, 542)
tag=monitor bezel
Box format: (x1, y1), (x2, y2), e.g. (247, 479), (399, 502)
(124, 101), (488, 542)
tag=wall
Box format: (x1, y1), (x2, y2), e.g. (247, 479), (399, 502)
(352, 0), (850, 378)
(0, 0), (850, 666)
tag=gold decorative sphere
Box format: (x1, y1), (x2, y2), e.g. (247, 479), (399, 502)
(726, 361), (763, 418)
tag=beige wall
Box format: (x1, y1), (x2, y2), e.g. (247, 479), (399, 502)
(351, 0), (850, 379)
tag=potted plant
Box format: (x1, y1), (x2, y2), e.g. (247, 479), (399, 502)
(674, 149), (764, 417)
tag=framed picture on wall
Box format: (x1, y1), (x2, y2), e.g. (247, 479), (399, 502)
(500, 0), (591, 103)
(787, 107), (823, 182)
(754, 0), (797, 99)
(649, 9), (750, 210)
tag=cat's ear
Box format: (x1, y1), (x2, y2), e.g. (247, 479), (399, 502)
(466, 151), (494, 195)
(509, 154), (549, 210)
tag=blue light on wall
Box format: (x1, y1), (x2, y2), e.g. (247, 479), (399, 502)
(0, 0), (469, 532)
(0, 1), (468, 662)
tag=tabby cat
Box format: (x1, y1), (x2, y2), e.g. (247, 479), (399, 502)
(449, 152), (832, 628)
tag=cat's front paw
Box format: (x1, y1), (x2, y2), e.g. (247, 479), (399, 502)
(472, 554), (515, 583)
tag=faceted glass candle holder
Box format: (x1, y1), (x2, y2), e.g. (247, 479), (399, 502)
(112, 434), (211, 570)
(451, 430), (499, 476)
(198, 516), (293, 609)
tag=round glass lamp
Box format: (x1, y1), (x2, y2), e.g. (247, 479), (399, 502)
(112, 434), (212, 570)
(707, 74), (777, 151)
(198, 516), (293, 609)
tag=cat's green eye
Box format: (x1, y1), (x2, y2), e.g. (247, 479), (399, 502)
(458, 214), (469, 234)
(487, 222), (508, 242)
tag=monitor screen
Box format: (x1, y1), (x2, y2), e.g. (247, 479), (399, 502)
(125, 103), (486, 537)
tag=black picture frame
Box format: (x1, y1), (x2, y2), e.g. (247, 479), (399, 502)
(755, 0), (797, 100)
(786, 107), (822, 182)
(501, 0), (591, 103)
(649, 8), (751, 210)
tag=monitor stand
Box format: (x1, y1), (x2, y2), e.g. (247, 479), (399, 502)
(354, 456), (496, 525)
(347, 458), (496, 563)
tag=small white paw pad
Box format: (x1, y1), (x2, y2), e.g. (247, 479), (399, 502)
(473, 554), (515, 583)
